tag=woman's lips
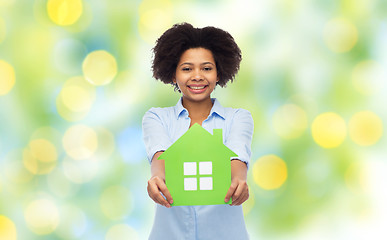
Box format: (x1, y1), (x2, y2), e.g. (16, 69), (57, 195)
(187, 85), (208, 93)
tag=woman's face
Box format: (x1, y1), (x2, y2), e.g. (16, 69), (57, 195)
(174, 48), (218, 104)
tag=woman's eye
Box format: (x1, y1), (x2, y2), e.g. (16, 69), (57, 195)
(204, 67), (212, 71)
(182, 67), (191, 71)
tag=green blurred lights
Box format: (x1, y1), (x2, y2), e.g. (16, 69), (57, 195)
(56, 49), (119, 122)
(62, 124), (98, 160)
(0, 0), (386, 238)
(253, 155), (288, 190)
(0, 17), (6, 43)
(352, 60), (386, 96)
(324, 18), (358, 53)
(56, 76), (96, 122)
(311, 111), (383, 148)
(82, 50), (118, 86)
(252, 106), (383, 193)
(3, 150), (34, 185)
(349, 111), (383, 146)
(24, 198), (60, 235)
(55, 205), (87, 239)
(2, 123), (136, 237)
(47, 168), (79, 198)
(272, 104), (308, 140)
(61, 79), (95, 112)
(138, 0), (173, 44)
(47, 0), (83, 26)
(100, 186), (133, 221)
(23, 138), (58, 175)
(112, 71), (151, 106)
(0, 215), (17, 240)
(0, 60), (15, 96)
(105, 224), (140, 240)
(312, 112), (347, 149)
(53, 38), (87, 74)
(62, 156), (99, 184)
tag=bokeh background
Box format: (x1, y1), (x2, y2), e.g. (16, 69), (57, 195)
(1, 0), (386, 239)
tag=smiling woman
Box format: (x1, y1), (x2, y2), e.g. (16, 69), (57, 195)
(174, 48), (218, 110)
(142, 23), (253, 240)
(152, 23), (241, 91)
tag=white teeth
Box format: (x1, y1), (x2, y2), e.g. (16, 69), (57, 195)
(190, 86), (205, 90)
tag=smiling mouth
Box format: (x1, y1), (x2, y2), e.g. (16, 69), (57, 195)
(188, 85), (207, 90)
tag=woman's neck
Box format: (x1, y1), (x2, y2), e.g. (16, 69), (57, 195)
(182, 97), (213, 126)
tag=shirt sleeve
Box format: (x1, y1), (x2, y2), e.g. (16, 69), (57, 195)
(142, 108), (173, 163)
(224, 109), (254, 168)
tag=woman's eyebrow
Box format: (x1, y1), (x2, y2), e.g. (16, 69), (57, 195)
(201, 62), (215, 66)
(179, 62), (194, 67)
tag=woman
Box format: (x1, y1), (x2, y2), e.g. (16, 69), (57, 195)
(142, 22), (253, 240)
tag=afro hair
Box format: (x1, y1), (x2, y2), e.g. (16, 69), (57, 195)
(152, 23), (242, 91)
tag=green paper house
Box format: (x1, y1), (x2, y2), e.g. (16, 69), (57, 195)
(158, 123), (238, 206)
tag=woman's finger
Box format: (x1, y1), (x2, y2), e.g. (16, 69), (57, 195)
(158, 181), (173, 205)
(231, 181), (248, 206)
(232, 190), (249, 206)
(224, 182), (237, 203)
(148, 177), (172, 207)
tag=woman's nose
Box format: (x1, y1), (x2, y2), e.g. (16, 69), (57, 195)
(191, 69), (203, 81)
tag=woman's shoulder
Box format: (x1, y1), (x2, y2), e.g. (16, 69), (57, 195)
(217, 103), (253, 127)
(146, 105), (175, 113)
(221, 106), (254, 132)
(221, 105), (252, 119)
(143, 105), (176, 121)
(214, 99), (251, 117)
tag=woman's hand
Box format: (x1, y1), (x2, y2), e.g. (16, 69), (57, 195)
(147, 175), (173, 208)
(147, 151), (173, 208)
(224, 160), (249, 206)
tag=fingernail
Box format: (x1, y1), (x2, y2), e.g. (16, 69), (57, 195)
(169, 200), (173, 204)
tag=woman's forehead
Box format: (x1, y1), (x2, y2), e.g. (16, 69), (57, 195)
(178, 48), (215, 64)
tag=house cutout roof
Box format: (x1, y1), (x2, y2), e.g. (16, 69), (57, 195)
(158, 123), (238, 206)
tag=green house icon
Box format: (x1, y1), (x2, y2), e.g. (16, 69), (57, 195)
(158, 123), (238, 206)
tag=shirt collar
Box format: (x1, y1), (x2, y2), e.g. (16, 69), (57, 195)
(209, 98), (225, 119)
(174, 97), (226, 120)
(175, 97), (188, 119)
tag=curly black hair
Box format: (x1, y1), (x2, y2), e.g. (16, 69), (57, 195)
(152, 23), (242, 91)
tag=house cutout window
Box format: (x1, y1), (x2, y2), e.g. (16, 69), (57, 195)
(183, 162), (213, 191)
